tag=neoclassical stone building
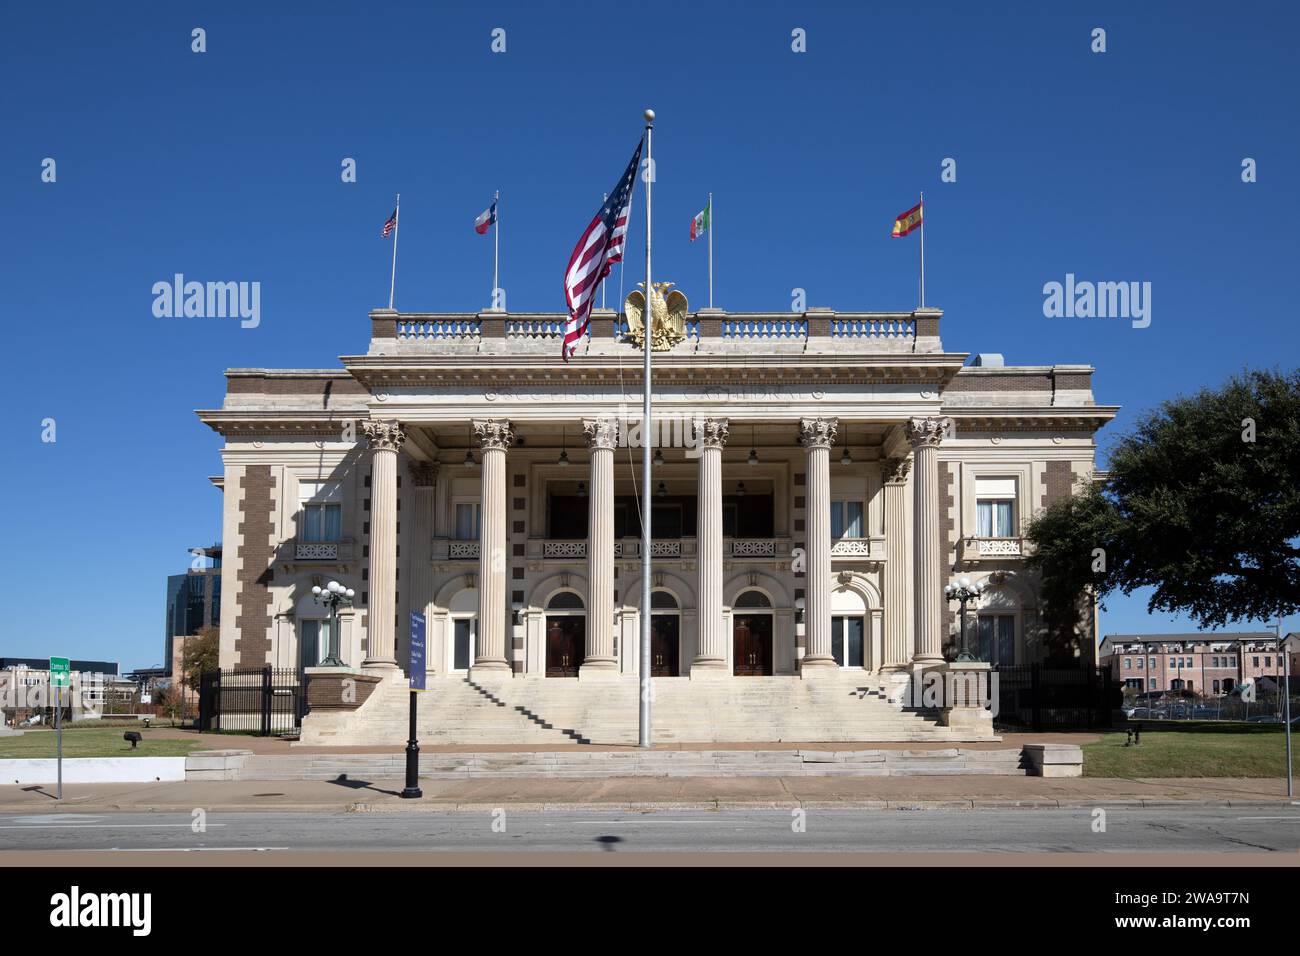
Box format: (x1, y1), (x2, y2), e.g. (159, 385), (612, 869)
(198, 304), (1114, 742)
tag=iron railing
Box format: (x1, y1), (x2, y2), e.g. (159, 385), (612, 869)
(198, 666), (304, 736)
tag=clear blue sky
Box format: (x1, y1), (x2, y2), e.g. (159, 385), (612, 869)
(2, 1), (1296, 670)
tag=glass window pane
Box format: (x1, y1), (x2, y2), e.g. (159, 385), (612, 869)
(846, 502), (863, 538)
(453, 619), (472, 670)
(304, 506), (322, 541)
(995, 501), (1014, 537)
(830, 502), (844, 538)
(456, 504), (475, 540)
(976, 501), (993, 537)
(831, 617), (844, 666)
(324, 504), (342, 540)
(978, 616), (994, 661)
(997, 616), (1015, 666)
(847, 618), (864, 668)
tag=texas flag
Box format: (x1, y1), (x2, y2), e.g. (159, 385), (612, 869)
(474, 199), (498, 235)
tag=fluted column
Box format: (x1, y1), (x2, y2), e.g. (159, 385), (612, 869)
(800, 417), (838, 673)
(692, 418), (729, 675)
(582, 418), (618, 675)
(361, 420), (404, 671)
(408, 460), (439, 675)
(908, 416), (951, 665)
(881, 456), (913, 670)
(472, 419), (513, 676)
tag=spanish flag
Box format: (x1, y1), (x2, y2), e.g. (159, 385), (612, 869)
(891, 201), (923, 238)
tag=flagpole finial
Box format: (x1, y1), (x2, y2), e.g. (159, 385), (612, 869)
(644, 108), (655, 124)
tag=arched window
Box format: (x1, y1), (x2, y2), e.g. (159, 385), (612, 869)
(548, 591), (585, 610)
(650, 590), (678, 609)
(734, 590), (771, 608)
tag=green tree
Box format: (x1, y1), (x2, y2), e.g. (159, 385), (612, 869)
(1027, 369), (1300, 640)
(180, 626), (220, 692)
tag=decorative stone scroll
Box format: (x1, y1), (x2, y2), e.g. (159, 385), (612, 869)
(882, 456), (912, 485)
(905, 416), (952, 449)
(583, 418), (620, 450)
(693, 418), (729, 449)
(408, 461), (440, 487)
(472, 419), (514, 451)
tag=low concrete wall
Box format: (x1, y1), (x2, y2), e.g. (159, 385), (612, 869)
(185, 750), (254, 781)
(0, 757), (186, 785)
(1022, 743), (1084, 778)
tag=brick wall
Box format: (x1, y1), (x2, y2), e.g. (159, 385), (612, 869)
(1041, 460), (1074, 511)
(234, 465), (276, 667)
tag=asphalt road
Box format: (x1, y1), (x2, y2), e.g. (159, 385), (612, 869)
(1, 807), (1297, 853)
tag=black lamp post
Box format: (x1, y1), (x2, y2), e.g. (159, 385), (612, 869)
(311, 580), (355, 667)
(944, 577), (987, 663)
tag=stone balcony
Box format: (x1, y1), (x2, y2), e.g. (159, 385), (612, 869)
(367, 307), (943, 357)
(958, 535), (1028, 564)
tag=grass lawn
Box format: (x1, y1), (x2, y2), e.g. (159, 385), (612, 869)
(0, 728), (203, 759)
(1084, 721), (1300, 777)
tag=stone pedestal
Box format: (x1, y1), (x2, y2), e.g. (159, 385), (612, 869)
(303, 666), (382, 711)
(937, 660), (995, 736)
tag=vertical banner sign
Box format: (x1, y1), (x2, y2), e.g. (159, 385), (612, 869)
(409, 612), (426, 691)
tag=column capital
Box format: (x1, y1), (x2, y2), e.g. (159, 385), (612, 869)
(905, 416), (952, 449)
(407, 460), (440, 488)
(798, 417), (838, 450)
(362, 419), (405, 453)
(694, 417), (729, 449)
(583, 417), (620, 450)
(882, 456), (912, 485)
(472, 419), (514, 451)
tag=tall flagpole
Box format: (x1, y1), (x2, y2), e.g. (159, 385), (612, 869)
(918, 191), (925, 309)
(708, 192), (713, 309)
(601, 193), (609, 310)
(388, 193), (401, 310)
(492, 190), (500, 309)
(639, 108), (655, 749)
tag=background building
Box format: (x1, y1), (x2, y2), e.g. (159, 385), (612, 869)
(164, 544), (221, 676)
(1101, 633), (1300, 696)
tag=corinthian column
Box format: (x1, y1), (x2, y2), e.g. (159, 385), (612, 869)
(472, 419), (513, 677)
(582, 418), (619, 676)
(799, 417), (838, 674)
(908, 416), (951, 665)
(408, 460), (439, 675)
(361, 420), (404, 672)
(881, 456), (913, 670)
(691, 418), (729, 676)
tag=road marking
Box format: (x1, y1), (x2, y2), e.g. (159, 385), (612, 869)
(104, 847), (287, 852)
(1235, 816), (1300, 821)
(0, 823), (227, 830)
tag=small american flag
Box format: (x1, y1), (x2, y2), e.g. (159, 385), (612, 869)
(562, 137), (643, 359)
(381, 208), (397, 238)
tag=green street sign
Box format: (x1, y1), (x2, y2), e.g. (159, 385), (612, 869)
(50, 657), (71, 687)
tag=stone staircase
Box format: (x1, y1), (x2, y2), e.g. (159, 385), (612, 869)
(233, 747), (1027, 780)
(324, 672), (993, 747)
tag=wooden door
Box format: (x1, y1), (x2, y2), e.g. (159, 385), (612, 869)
(733, 614), (773, 676)
(546, 617), (584, 677)
(651, 615), (680, 677)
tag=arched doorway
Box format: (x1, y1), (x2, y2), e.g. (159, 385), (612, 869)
(733, 589), (773, 676)
(650, 590), (680, 677)
(545, 591), (586, 678)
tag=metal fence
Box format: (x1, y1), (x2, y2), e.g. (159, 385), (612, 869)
(994, 663), (1114, 731)
(1125, 692), (1298, 724)
(197, 667), (304, 736)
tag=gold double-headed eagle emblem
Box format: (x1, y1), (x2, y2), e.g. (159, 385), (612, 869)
(624, 281), (688, 351)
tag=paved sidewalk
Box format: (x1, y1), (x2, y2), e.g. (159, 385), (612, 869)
(0, 775), (1292, 813)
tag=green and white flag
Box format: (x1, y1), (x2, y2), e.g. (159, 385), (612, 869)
(690, 200), (710, 241)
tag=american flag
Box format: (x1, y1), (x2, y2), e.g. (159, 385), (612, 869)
(562, 137), (643, 359)
(381, 208), (397, 238)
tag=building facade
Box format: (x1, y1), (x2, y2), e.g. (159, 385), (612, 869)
(164, 545), (222, 675)
(198, 302), (1114, 728)
(1102, 632), (1300, 696)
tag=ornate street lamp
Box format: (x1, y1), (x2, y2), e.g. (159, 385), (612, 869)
(311, 580), (355, 667)
(944, 576), (987, 663)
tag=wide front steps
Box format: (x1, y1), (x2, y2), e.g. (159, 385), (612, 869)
(334, 673), (989, 747)
(237, 747), (1029, 780)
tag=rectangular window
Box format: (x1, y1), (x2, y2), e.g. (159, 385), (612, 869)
(302, 503), (342, 542)
(978, 615), (1016, 665)
(831, 616), (865, 668)
(1136, 658), (1143, 669)
(1150, 657), (1157, 668)
(830, 501), (864, 538)
(455, 503), (481, 540)
(1124, 658), (1132, 669)
(299, 619), (331, 670)
(452, 618), (473, 671)
(974, 477), (1017, 537)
